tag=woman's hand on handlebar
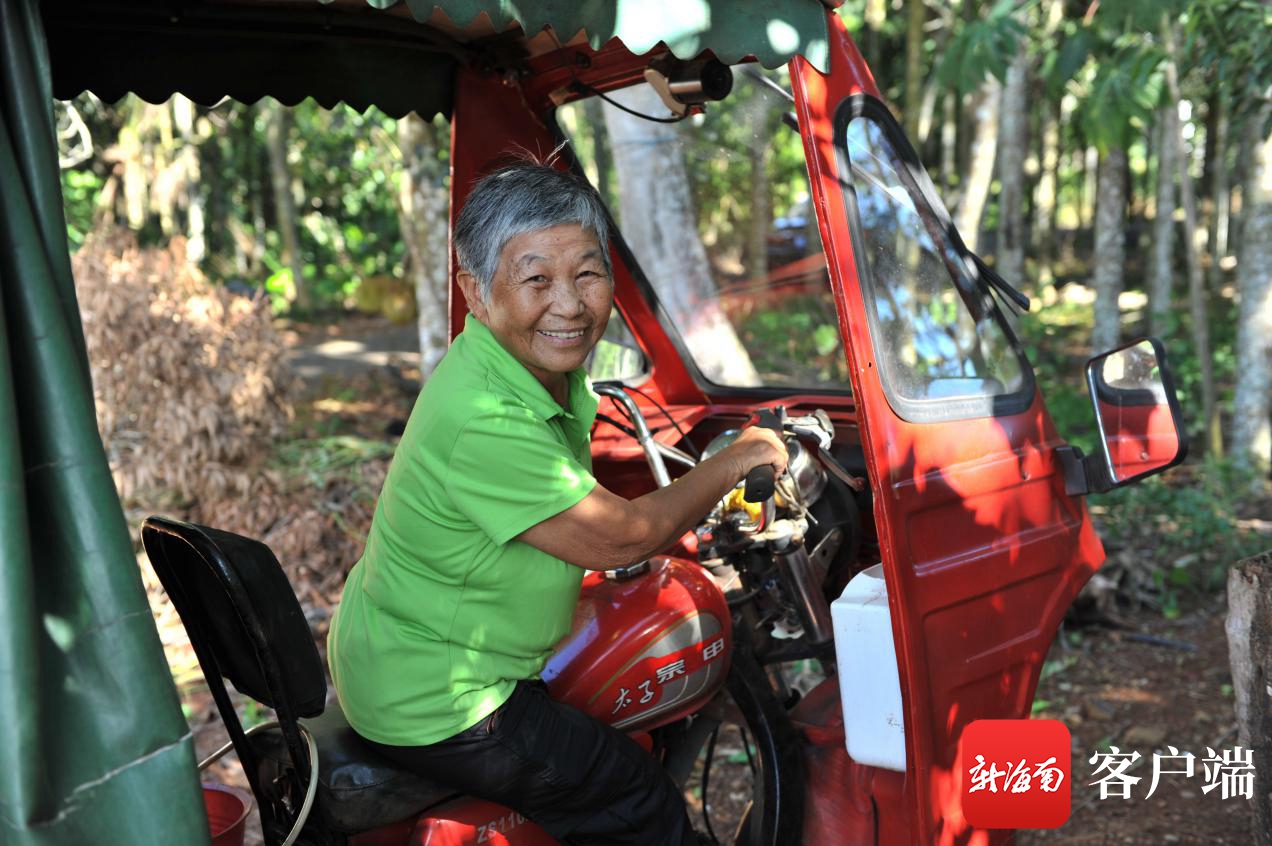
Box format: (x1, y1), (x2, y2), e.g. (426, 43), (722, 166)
(724, 427), (788, 481)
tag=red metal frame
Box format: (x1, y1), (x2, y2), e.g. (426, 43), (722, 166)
(791, 12), (1106, 844)
(444, 13), (1106, 842)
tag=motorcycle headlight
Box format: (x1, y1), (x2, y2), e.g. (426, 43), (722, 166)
(701, 429), (742, 460)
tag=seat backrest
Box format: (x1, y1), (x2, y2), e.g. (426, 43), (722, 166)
(143, 516), (326, 845)
(143, 516), (326, 716)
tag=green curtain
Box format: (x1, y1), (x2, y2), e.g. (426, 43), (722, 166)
(0, 0), (209, 842)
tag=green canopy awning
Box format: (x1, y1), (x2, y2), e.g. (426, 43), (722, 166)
(43, 0), (834, 119)
(1, 0), (208, 842)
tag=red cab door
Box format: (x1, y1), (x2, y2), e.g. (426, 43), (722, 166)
(793, 15), (1104, 844)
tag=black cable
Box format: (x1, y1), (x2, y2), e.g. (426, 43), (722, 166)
(725, 587), (763, 608)
(593, 412), (638, 440)
(607, 394), (634, 423)
(570, 80), (688, 124)
(700, 725), (721, 844)
(626, 385), (702, 459)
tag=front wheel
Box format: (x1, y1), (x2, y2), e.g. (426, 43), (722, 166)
(723, 627), (804, 846)
(663, 623), (804, 846)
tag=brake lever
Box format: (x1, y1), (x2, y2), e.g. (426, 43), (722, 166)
(815, 446), (865, 492)
(784, 421), (865, 492)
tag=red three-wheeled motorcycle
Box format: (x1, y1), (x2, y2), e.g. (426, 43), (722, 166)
(33, 2), (1187, 844)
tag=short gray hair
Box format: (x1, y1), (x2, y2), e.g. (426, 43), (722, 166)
(454, 163), (612, 302)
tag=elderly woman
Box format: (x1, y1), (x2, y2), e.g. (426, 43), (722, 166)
(328, 162), (786, 845)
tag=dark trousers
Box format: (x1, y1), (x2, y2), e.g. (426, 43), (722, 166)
(361, 681), (697, 846)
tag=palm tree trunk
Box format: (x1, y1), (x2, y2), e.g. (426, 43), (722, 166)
(941, 90), (957, 193)
(955, 76), (1001, 252)
(1150, 107), (1179, 337)
(1163, 22), (1220, 455)
(1231, 102), (1272, 474)
(1091, 146), (1127, 354)
(996, 49), (1029, 287)
(747, 87), (771, 279)
(904, 0), (925, 140)
(1210, 94), (1232, 265)
(172, 94), (206, 265)
(264, 101), (308, 310)
(1080, 145), (1099, 232)
(396, 114), (451, 380)
(863, 0), (886, 76)
(581, 97), (614, 208)
(601, 85), (759, 386)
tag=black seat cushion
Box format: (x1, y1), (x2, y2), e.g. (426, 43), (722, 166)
(254, 704), (458, 833)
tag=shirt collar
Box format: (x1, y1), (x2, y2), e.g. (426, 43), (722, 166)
(459, 314), (599, 428)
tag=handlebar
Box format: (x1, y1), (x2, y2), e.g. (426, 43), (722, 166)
(743, 408), (783, 504)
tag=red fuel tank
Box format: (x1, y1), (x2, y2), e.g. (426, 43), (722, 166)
(542, 556), (732, 731)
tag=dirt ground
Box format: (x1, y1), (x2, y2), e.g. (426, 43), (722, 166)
(681, 598), (1259, 846)
(1020, 597), (1255, 845)
(160, 316), (1264, 845)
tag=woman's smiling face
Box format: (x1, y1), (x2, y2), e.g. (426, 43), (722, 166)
(460, 223), (613, 400)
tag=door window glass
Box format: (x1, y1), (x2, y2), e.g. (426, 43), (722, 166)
(586, 307), (647, 383)
(840, 113), (1029, 418)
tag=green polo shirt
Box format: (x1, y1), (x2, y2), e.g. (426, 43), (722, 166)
(328, 314), (599, 746)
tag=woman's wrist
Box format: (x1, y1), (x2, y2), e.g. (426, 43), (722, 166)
(720, 441), (756, 483)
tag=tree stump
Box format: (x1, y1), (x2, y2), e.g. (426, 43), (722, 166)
(1226, 549), (1272, 845)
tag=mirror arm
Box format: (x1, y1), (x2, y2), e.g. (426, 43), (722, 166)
(1056, 445), (1114, 497)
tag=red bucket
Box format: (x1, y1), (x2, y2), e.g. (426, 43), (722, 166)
(203, 782), (254, 846)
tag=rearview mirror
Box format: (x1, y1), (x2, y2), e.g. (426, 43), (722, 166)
(1058, 337), (1187, 496)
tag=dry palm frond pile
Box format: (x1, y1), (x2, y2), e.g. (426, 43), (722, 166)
(76, 229), (397, 616)
(75, 228), (294, 503)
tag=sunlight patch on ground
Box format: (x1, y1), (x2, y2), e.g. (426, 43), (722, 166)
(139, 552), (204, 699)
(1098, 685), (1163, 706)
(312, 397), (388, 416)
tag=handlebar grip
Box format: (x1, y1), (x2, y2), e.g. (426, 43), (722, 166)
(742, 408), (783, 503)
(743, 464), (776, 503)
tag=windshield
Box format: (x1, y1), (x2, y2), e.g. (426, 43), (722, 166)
(556, 66), (849, 391)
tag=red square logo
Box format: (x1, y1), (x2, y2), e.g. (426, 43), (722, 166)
(961, 719), (1071, 829)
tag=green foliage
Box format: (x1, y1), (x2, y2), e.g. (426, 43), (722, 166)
(60, 167), (103, 250)
(288, 102), (408, 307)
(735, 295), (849, 386)
(1184, 0), (1272, 124)
(1041, 1), (1173, 154)
(1018, 298), (1099, 445)
(676, 71), (811, 259)
(1040, 26), (1093, 100)
(1098, 0), (1186, 31)
(1153, 293), (1243, 447)
(1079, 41), (1165, 152)
(1094, 459), (1269, 598)
(936, 0), (1027, 96)
(271, 435), (397, 490)
(57, 95), (417, 314)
